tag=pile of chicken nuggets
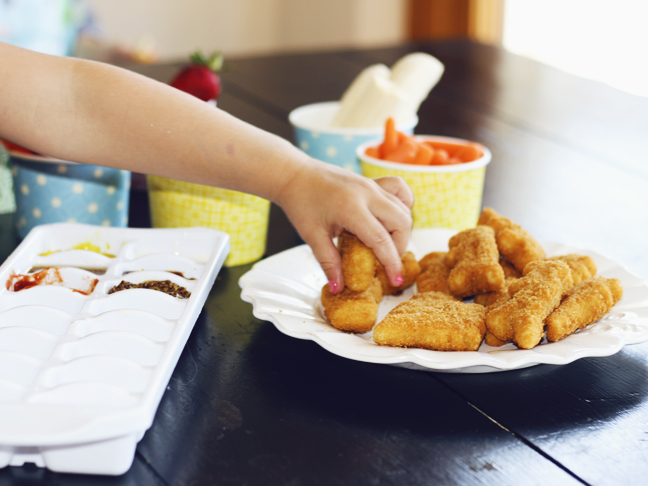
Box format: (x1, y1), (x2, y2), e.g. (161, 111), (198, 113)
(321, 208), (623, 352)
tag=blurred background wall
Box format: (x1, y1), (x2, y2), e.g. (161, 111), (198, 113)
(84, 0), (408, 60)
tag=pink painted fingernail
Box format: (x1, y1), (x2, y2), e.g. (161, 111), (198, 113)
(329, 280), (338, 293)
(394, 274), (404, 286)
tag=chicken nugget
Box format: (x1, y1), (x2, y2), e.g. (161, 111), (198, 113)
(547, 254), (597, 285)
(546, 277), (623, 342)
(376, 251), (420, 295)
(374, 299), (486, 351)
(416, 251), (452, 294)
(486, 260), (574, 348)
(412, 291), (459, 302)
(321, 277), (383, 333)
(474, 276), (517, 308)
(445, 226), (505, 298)
(338, 231), (378, 292)
(500, 256), (522, 279)
(484, 330), (510, 347)
(478, 207), (545, 273)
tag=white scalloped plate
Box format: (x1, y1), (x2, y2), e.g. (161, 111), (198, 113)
(239, 229), (648, 373)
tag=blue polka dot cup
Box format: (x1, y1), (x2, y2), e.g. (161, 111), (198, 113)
(10, 153), (131, 239)
(288, 101), (417, 173)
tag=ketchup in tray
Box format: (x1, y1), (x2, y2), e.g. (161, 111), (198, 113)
(6, 267), (98, 295)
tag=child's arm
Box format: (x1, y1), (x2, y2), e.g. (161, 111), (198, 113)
(0, 41), (413, 291)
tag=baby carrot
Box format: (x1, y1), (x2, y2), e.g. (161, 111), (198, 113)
(379, 117), (398, 159)
(422, 140), (465, 157)
(412, 143), (433, 165)
(365, 146), (380, 158)
(453, 143), (483, 162)
(431, 148), (449, 165)
(384, 139), (417, 164)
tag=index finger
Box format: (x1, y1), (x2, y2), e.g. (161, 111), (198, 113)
(347, 211), (405, 287)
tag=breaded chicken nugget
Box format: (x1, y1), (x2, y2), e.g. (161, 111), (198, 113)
(412, 291), (459, 303)
(376, 251), (420, 295)
(547, 254), (597, 285)
(338, 231), (378, 292)
(374, 298), (486, 351)
(321, 277), (383, 333)
(478, 207), (545, 273)
(546, 277), (623, 342)
(486, 260), (574, 349)
(416, 251), (452, 294)
(484, 330), (510, 347)
(500, 256), (522, 279)
(474, 276), (517, 308)
(445, 226), (505, 298)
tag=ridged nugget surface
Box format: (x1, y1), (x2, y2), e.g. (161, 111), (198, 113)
(486, 260), (574, 348)
(474, 276), (517, 308)
(547, 254), (597, 285)
(376, 251), (420, 295)
(478, 207), (545, 273)
(374, 298), (486, 351)
(338, 231), (378, 292)
(416, 251), (452, 294)
(546, 276), (623, 342)
(321, 277), (383, 333)
(445, 226), (505, 298)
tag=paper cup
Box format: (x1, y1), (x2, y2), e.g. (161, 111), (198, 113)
(0, 144), (16, 214)
(147, 176), (269, 267)
(289, 101), (417, 174)
(10, 153), (130, 239)
(357, 136), (491, 231)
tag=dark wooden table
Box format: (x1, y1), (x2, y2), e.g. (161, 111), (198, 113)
(1, 40), (647, 486)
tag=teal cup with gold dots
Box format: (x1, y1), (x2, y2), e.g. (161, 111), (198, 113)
(10, 153), (130, 239)
(288, 101), (417, 173)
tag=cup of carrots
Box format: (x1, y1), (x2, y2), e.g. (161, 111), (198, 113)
(357, 118), (491, 231)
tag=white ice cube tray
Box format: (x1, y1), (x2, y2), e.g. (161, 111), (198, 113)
(0, 223), (229, 475)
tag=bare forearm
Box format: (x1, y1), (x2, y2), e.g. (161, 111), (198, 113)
(0, 42), (306, 203)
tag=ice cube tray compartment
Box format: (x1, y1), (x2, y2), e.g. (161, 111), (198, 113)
(0, 223), (229, 475)
(115, 255), (204, 280)
(0, 353), (41, 387)
(101, 270), (197, 293)
(0, 381), (25, 403)
(41, 356), (153, 394)
(83, 289), (188, 319)
(0, 286), (88, 314)
(28, 383), (140, 407)
(0, 328), (58, 361)
(0, 307), (72, 335)
(30, 251), (113, 273)
(120, 233), (221, 263)
(70, 310), (175, 342)
(58, 332), (165, 367)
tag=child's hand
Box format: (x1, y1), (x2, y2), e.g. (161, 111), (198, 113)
(276, 160), (413, 293)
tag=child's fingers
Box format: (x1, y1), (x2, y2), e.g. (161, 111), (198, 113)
(373, 176), (415, 209)
(348, 212), (405, 287)
(306, 229), (344, 294)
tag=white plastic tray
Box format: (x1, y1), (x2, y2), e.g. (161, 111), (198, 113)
(0, 223), (229, 475)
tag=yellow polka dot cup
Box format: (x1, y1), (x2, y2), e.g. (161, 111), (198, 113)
(10, 153), (130, 239)
(289, 102), (417, 173)
(147, 176), (270, 267)
(357, 136), (491, 231)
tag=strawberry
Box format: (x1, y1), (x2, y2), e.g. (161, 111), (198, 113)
(0, 140), (38, 155)
(170, 51), (223, 102)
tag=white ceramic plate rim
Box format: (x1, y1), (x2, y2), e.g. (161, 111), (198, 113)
(239, 229), (648, 373)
